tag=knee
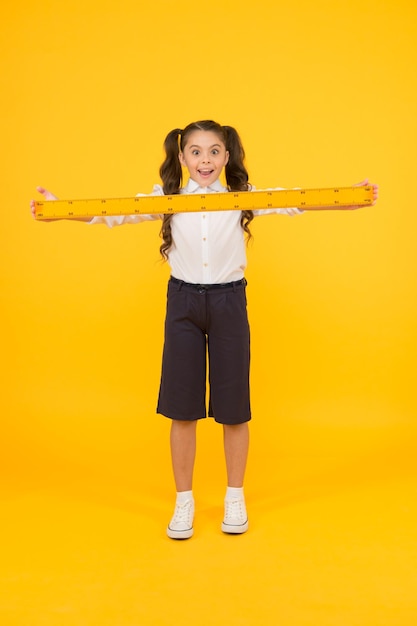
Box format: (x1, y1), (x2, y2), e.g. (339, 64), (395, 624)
(171, 419), (197, 431)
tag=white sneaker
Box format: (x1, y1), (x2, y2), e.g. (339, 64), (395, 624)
(221, 498), (249, 534)
(167, 499), (194, 540)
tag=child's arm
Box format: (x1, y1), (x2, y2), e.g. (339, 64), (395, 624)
(30, 186), (163, 226)
(254, 179), (378, 216)
(297, 179), (378, 211)
(30, 187), (92, 222)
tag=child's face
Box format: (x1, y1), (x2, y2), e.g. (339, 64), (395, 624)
(179, 130), (229, 188)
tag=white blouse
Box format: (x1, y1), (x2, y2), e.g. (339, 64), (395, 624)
(89, 178), (301, 284)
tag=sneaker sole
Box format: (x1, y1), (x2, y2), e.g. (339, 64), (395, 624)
(221, 520), (249, 534)
(167, 526), (194, 540)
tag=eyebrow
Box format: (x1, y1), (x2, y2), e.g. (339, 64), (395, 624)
(188, 143), (222, 149)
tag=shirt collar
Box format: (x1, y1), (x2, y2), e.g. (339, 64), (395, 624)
(183, 178), (227, 194)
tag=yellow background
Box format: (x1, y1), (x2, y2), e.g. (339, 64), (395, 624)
(1, 0), (417, 624)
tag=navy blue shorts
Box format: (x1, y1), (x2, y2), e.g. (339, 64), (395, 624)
(157, 277), (251, 425)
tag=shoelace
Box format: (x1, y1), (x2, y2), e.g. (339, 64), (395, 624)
(172, 501), (194, 525)
(224, 499), (247, 522)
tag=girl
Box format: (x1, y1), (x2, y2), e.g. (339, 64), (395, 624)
(31, 120), (378, 540)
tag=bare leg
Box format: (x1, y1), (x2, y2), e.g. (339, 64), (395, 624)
(223, 423), (249, 487)
(170, 420), (197, 492)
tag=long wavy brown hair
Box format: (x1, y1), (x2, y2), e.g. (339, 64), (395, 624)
(159, 120), (253, 260)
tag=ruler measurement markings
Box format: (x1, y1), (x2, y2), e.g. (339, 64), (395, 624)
(34, 187), (373, 219)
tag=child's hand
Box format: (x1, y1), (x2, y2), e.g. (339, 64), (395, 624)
(347, 179), (379, 209)
(361, 179), (379, 206)
(30, 186), (58, 220)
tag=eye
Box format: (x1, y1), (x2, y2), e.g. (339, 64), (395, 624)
(211, 149), (219, 155)
(192, 149), (200, 155)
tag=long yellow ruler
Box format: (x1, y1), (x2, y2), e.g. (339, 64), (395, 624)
(34, 186), (374, 220)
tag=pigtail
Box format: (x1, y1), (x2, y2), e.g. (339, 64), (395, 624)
(159, 128), (182, 260)
(159, 128), (183, 195)
(223, 125), (250, 192)
(223, 125), (254, 243)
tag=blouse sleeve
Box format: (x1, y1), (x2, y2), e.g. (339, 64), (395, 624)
(88, 184), (164, 227)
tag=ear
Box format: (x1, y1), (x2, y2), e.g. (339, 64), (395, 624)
(225, 150), (230, 165)
(179, 152), (186, 166)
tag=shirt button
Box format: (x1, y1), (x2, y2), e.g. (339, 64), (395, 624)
(203, 263), (208, 267)
(203, 237), (207, 241)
